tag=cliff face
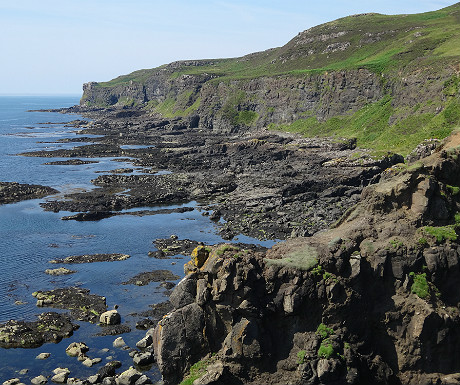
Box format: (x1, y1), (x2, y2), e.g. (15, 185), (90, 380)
(79, 3), (460, 149)
(152, 132), (460, 385)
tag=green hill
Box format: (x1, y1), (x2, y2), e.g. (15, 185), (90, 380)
(81, 2), (460, 155)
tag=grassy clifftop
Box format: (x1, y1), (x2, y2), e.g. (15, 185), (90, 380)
(82, 3), (460, 155)
(96, 3), (460, 85)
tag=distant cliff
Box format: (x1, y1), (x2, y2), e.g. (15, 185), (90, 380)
(81, 3), (460, 154)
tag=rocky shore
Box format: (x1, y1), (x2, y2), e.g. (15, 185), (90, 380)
(1, 107), (457, 385)
(0, 181), (58, 205)
(22, 108), (402, 241)
(152, 132), (460, 385)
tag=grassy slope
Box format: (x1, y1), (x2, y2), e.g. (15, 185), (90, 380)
(94, 3), (460, 155)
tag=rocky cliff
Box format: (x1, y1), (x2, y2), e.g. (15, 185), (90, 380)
(80, 4), (460, 152)
(152, 131), (460, 385)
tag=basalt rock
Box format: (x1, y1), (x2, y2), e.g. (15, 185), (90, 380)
(0, 312), (79, 349)
(0, 181), (58, 205)
(33, 287), (107, 323)
(153, 133), (460, 385)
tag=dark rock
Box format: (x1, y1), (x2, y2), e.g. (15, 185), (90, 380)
(0, 181), (58, 205)
(0, 312), (79, 348)
(32, 287), (107, 323)
(122, 270), (180, 286)
(49, 253), (130, 264)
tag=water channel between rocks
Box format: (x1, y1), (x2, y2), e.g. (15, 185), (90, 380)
(0, 96), (275, 382)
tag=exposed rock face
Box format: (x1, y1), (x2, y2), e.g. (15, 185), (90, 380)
(153, 133), (460, 385)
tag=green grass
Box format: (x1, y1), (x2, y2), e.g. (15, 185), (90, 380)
(264, 245), (318, 271)
(85, 3), (460, 154)
(269, 95), (459, 156)
(92, 3), (460, 88)
(179, 358), (213, 385)
(318, 339), (335, 359)
(409, 272), (430, 299)
(316, 323), (334, 339)
(423, 225), (458, 242)
(297, 350), (307, 364)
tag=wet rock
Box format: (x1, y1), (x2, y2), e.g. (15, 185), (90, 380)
(43, 159), (98, 165)
(113, 337), (126, 348)
(3, 379), (20, 385)
(0, 182), (58, 205)
(100, 310), (121, 325)
(61, 212), (114, 221)
(82, 357), (102, 367)
(95, 324), (131, 336)
(30, 375), (47, 385)
(51, 368), (70, 383)
(136, 334), (153, 349)
(49, 253), (130, 264)
(134, 375), (152, 385)
(122, 270), (179, 286)
(152, 238), (201, 257)
(0, 312), (78, 348)
(133, 351), (155, 366)
(44, 267), (76, 276)
(36, 352), (51, 360)
(66, 342), (89, 357)
(33, 287), (107, 323)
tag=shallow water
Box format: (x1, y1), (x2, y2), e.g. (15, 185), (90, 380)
(0, 96), (275, 382)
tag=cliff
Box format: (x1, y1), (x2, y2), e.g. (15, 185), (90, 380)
(80, 3), (460, 154)
(152, 131), (460, 385)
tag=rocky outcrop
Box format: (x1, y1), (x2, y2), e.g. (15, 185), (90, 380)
(0, 182), (58, 205)
(153, 133), (460, 385)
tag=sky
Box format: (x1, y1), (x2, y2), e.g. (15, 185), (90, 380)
(0, 0), (456, 96)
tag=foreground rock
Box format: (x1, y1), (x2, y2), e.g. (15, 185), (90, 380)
(33, 287), (107, 322)
(0, 312), (78, 348)
(0, 181), (58, 205)
(153, 134), (460, 385)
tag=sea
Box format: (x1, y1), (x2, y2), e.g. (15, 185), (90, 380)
(0, 96), (275, 382)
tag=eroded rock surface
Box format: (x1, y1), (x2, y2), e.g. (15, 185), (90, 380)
(153, 135), (460, 385)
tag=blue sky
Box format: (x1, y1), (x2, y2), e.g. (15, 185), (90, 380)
(0, 0), (455, 95)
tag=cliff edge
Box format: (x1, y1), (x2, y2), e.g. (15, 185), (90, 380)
(153, 130), (460, 385)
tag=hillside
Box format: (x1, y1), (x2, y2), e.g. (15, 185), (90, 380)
(80, 3), (460, 155)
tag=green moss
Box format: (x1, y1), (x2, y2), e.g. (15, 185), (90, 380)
(316, 323), (334, 339)
(236, 110), (259, 126)
(216, 244), (237, 256)
(447, 185), (460, 196)
(409, 272), (430, 299)
(318, 339), (335, 359)
(297, 350), (307, 364)
(423, 225), (458, 242)
(179, 357), (215, 385)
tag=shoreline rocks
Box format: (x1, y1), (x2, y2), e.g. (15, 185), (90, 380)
(0, 181), (58, 205)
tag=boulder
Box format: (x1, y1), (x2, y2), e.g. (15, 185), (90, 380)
(115, 367), (142, 385)
(136, 334), (153, 349)
(30, 376), (47, 385)
(133, 351), (155, 366)
(35, 352), (51, 360)
(66, 342), (89, 357)
(113, 337), (126, 348)
(100, 310), (121, 325)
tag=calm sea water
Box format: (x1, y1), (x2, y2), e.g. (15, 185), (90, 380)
(0, 96), (275, 381)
